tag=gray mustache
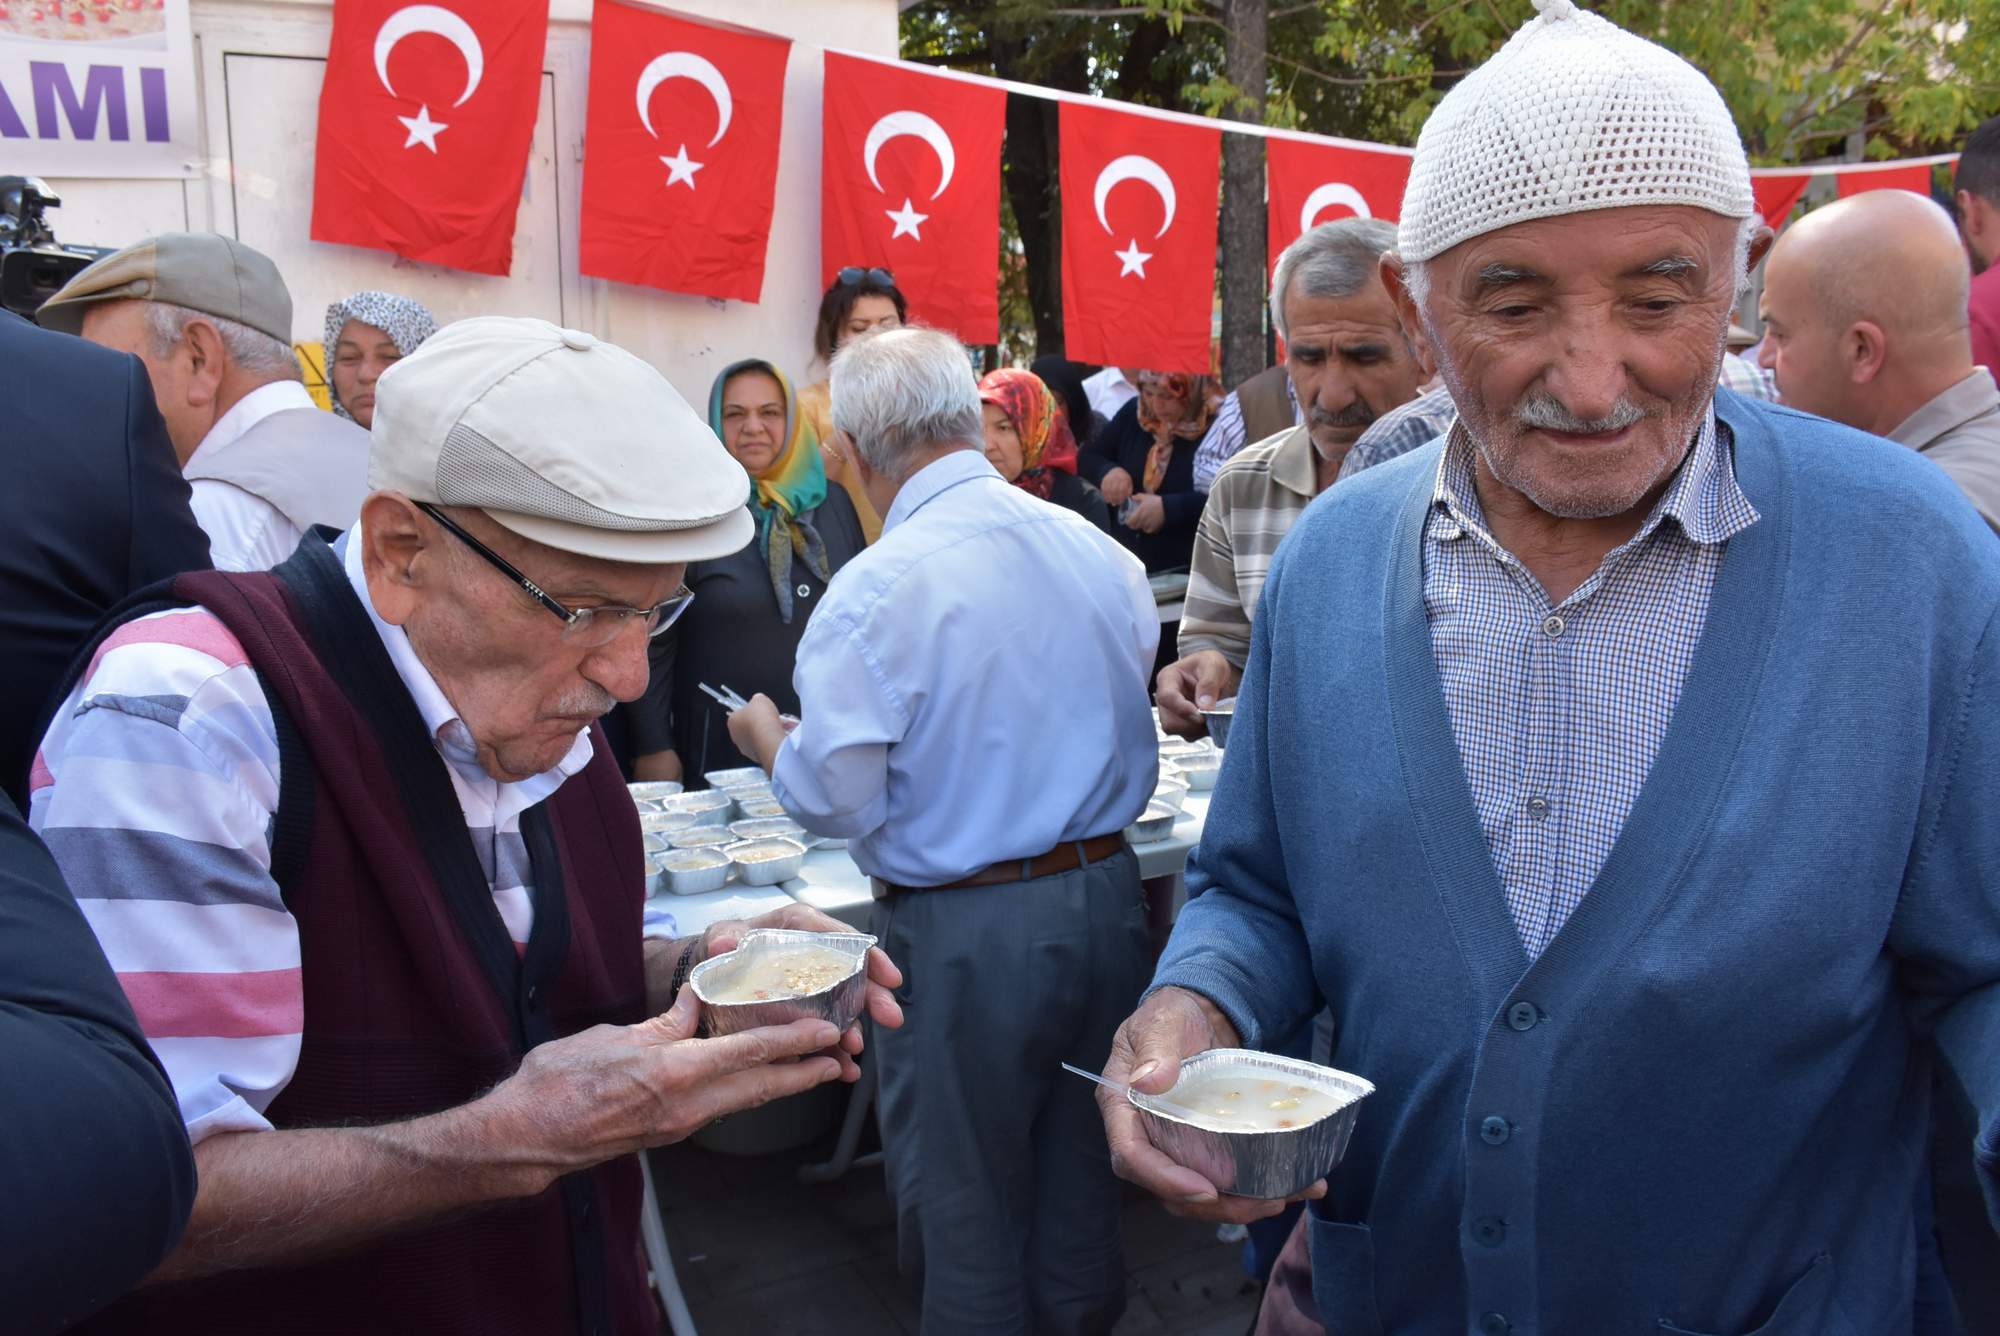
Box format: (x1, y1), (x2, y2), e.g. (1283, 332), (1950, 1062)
(1310, 402), (1377, 430)
(1514, 390), (1647, 435)
(553, 685), (618, 718)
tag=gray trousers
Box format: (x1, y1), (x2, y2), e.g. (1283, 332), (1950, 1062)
(870, 846), (1152, 1336)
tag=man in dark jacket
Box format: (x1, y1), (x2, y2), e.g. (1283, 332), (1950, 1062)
(0, 790), (196, 1333)
(0, 309), (211, 804)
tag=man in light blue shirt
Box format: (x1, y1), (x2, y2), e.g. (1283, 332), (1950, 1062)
(729, 327), (1160, 1336)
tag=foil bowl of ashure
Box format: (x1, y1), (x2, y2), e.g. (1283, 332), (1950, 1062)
(1201, 697), (1237, 749)
(1131, 1049), (1374, 1200)
(690, 929), (878, 1038)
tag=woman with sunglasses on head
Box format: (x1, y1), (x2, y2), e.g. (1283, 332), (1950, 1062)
(796, 266), (907, 544)
(624, 359), (865, 785)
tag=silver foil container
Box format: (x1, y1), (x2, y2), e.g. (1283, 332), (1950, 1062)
(703, 766), (768, 790)
(651, 847), (732, 895)
(690, 928), (878, 1037)
(730, 816), (809, 844)
(1176, 754), (1222, 791)
(669, 827), (739, 852)
(1126, 799), (1181, 844)
(1152, 778), (1190, 813)
(661, 790), (735, 826)
(725, 836), (808, 886)
(639, 810), (699, 837)
(628, 780), (685, 802)
(1202, 697), (1237, 749)
(1132, 1049), (1374, 1200)
(735, 797), (788, 820)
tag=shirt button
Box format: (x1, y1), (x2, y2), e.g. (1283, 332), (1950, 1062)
(1480, 1115), (1511, 1145)
(796, 583), (812, 599)
(526, 985), (540, 1007)
(1506, 1001), (1541, 1032)
(1542, 613), (1565, 638)
(1472, 1216), (1506, 1248)
(1480, 1313), (1512, 1336)
(1526, 796), (1549, 820)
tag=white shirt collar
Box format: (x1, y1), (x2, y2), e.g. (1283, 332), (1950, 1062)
(881, 449), (1000, 534)
(336, 523), (594, 789)
(189, 380), (319, 467)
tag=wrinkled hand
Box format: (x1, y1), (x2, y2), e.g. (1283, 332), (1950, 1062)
(1099, 987), (1326, 1223)
(1124, 493), (1166, 535)
(1100, 466), (1136, 507)
(1155, 651), (1239, 740)
(478, 988), (846, 1195)
(695, 903), (904, 1080)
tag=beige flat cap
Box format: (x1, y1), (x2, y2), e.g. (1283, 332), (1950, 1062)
(369, 316), (754, 565)
(36, 231), (292, 343)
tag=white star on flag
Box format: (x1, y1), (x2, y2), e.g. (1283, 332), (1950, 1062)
(885, 197), (929, 240)
(1114, 238), (1152, 278)
(397, 104), (448, 153)
(659, 144), (704, 190)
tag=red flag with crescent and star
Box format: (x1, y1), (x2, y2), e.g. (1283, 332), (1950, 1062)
(579, 0), (790, 302)
(311, 0), (549, 276)
(1265, 134), (1412, 271)
(820, 54), (1005, 345)
(1059, 100), (1220, 374)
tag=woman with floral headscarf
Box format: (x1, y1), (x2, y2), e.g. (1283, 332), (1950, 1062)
(623, 359), (865, 784)
(323, 292), (438, 429)
(977, 368), (1111, 533)
(1084, 369), (1219, 573)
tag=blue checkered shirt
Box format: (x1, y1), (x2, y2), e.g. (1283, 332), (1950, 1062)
(1338, 383), (1459, 481)
(1424, 407), (1760, 958)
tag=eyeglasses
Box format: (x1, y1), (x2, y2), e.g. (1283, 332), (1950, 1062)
(836, 266), (896, 287)
(416, 502), (694, 648)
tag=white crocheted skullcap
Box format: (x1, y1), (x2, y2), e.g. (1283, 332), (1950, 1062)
(1397, 0), (1754, 262)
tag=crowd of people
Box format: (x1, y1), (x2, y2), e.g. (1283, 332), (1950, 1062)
(3, 0), (1999, 1333)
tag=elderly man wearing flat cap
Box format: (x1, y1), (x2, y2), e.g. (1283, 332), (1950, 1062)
(1098, 3), (2000, 1333)
(29, 316), (901, 1336)
(39, 232), (371, 573)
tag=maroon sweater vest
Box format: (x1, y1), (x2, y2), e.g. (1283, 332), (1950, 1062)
(76, 538), (653, 1336)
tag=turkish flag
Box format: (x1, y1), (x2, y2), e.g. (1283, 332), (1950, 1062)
(821, 54), (1005, 345)
(1752, 172), (1814, 234)
(580, 1), (790, 302)
(1266, 134), (1412, 268)
(1059, 100), (1220, 374)
(1836, 163), (1935, 199)
(311, 0), (549, 276)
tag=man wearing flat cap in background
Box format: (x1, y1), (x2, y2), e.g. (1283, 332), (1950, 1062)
(39, 232), (370, 571)
(30, 316), (902, 1335)
(1099, 2), (2000, 1333)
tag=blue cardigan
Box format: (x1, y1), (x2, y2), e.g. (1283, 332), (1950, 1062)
(1154, 392), (2000, 1336)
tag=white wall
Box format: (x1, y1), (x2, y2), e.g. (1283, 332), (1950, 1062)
(36, 0), (899, 404)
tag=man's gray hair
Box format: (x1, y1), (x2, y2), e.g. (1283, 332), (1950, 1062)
(1269, 217), (1401, 339)
(144, 300), (301, 382)
(829, 326), (982, 480)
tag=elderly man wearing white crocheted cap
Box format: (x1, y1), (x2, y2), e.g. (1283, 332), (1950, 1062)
(1095, 2), (2000, 1333)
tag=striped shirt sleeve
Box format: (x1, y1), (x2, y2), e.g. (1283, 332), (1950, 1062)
(1192, 392), (1248, 494)
(29, 607), (300, 1146)
(1179, 475), (1254, 668)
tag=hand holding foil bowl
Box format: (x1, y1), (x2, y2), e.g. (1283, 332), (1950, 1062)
(1096, 986), (1372, 1222)
(676, 905), (904, 1082)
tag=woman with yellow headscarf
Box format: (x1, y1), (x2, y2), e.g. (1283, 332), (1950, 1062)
(622, 359), (866, 785)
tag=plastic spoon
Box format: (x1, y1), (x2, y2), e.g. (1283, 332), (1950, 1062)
(1060, 1061), (1212, 1124)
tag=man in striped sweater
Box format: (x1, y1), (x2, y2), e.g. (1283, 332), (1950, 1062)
(1159, 219), (1439, 737)
(29, 317), (901, 1335)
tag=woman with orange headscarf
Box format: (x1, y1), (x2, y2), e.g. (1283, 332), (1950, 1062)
(977, 368), (1112, 532)
(1083, 369), (1219, 573)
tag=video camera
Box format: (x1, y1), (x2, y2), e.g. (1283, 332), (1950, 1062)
(0, 176), (111, 319)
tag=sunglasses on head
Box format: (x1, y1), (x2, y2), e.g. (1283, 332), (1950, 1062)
(836, 266), (896, 287)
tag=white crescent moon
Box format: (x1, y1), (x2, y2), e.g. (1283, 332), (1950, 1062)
(373, 5), (484, 109)
(1093, 154), (1177, 239)
(635, 51), (733, 147)
(863, 110), (956, 200)
(1299, 181), (1372, 231)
